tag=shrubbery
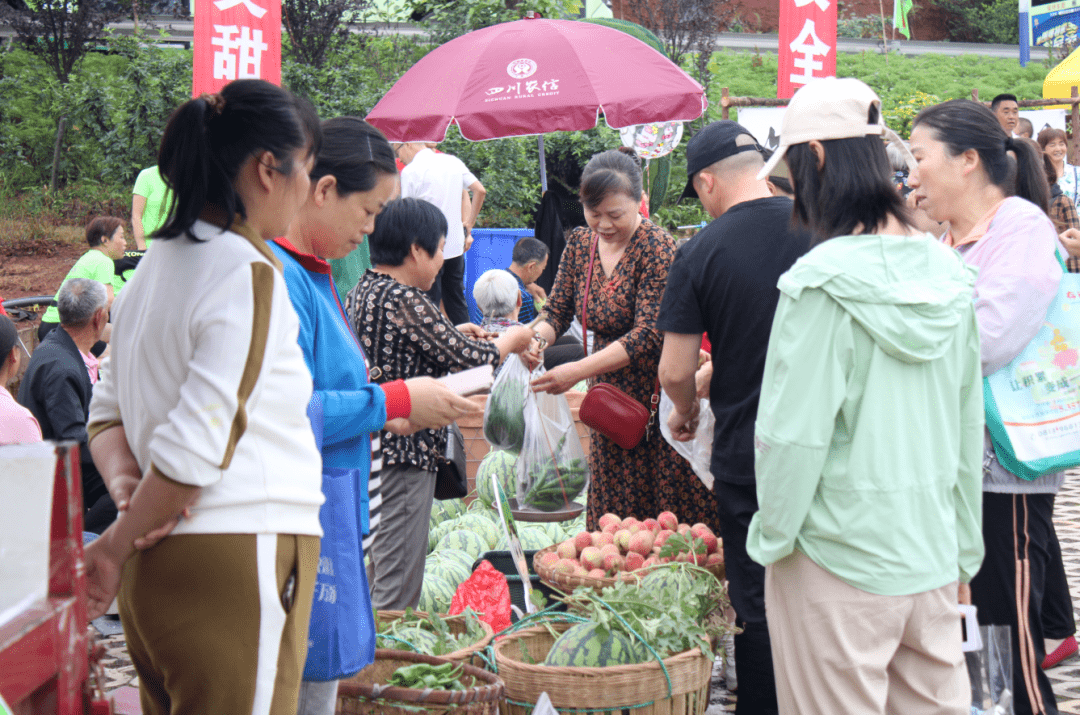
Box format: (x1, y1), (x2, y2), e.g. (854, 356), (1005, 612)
(0, 34), (1057, 230)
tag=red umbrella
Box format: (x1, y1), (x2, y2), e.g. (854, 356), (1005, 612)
(366, 17), (707, 142)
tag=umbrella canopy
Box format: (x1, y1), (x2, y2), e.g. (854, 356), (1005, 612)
(366, 17), (707, 142)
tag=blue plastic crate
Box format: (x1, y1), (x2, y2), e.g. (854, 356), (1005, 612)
(464, 228), (534, 324)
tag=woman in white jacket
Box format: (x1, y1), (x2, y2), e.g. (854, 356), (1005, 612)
(84, 80), (325, 715)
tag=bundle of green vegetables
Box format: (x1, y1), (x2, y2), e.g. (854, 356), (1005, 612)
(516, 387), (590, 512)
(387, 662), (469, 691)
(375, 608), (488, 657)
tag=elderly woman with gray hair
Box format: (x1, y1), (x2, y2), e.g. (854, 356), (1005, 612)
(473, 269), (522, 333)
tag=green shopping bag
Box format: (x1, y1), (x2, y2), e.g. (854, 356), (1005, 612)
(984, 252), (1080, 479)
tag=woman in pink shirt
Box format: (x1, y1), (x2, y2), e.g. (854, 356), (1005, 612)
(0, 315), (42, 444)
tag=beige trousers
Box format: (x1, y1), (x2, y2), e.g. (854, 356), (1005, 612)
(765, 551), (969, 715)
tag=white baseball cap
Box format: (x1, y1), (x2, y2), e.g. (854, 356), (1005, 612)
(757, 77), (910, 181)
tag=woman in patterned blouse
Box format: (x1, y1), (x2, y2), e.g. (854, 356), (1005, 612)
(345, 197), (534, 610)
(532, 150), (719, 533)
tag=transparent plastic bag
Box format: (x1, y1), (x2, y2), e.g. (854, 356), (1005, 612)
(964, 613), (1013, 715)
(515, 372), (590, 512)
(658, 391), (714, 490)
(483, 353), (530, 452)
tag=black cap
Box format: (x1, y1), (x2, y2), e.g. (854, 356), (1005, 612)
(679, 121), (765, 202)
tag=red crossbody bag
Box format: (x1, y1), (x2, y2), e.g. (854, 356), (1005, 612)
(577, 234), (659, 450)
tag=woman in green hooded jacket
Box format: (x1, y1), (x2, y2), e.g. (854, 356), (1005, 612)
(746, 78), (984, 715)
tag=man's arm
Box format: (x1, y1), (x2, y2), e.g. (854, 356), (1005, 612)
(465, 180), (486, 230)
(659, 332), (704, 441)
(131, 194), (148, 250)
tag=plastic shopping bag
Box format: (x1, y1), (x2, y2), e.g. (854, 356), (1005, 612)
(449, 560), (513, 635)
(483, 353), (530, 452)
(984, 257), (1080, 479)
(515, 372), (590, 512)
(658, 391), (714, 491)
(962, 606), (1013, 715)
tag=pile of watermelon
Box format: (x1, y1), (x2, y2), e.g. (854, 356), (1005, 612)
(537, 511), (722, 580)
(543, 621), (648, 667)
(418, 457), (587, 614)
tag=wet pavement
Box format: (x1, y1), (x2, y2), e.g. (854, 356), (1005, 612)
(97, 470), (1080, 713)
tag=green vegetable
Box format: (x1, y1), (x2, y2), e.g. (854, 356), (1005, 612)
(484, 357), (529, 452)
(387, 662), (468, 691)
(376, 608), (487, 657)
(517, 435), (588, 511)
(558, 563), (738, 661)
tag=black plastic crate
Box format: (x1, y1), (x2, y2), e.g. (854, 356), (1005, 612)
(473, 550), (564, 622)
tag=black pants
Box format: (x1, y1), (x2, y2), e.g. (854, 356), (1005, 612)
(425, 254), (469, 326)
(543, 335), (584, 371)
(971, 493), (1059, 715)
(716, 480), (778, 715)
(1042, 495), (1076, 640)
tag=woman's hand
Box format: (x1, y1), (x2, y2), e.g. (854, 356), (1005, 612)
(85, 532), (125, 620)
(958, 582), (972, 605)
(695, 361), (713, 400)
(494, 325), (535, 360)
(1060, 228), (1080, 258)
(403, 377), (483, 430)
(526, 283), (547, 301)
(532, 363), (583, 395)
(385, 418), (421, 436)
(456, 323), (495, 341)
(667, 399), (701, 442)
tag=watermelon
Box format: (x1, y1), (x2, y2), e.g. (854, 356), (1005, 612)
(518, 525), (553, 551)
(428, 521), (455, 553)
(544, 622), (648, 667)
(450, 513), (500, 549)
(418, 574), (455, 614)
(544, 522), (565, 545)
(441, 498), (467, 519)
(476, 450), (518, 508)
(426, 553), (471, 588)
(435, 529), (487, 561)
(639, 565), (694, 597)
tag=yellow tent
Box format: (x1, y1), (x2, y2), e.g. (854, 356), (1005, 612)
(1045, 46), (1080, 108)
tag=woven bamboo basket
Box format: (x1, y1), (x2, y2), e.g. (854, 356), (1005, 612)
(375, 610), (494, 667)
(337, 649), (504, 715)
(532, 545), (725, 594)
(492, 622), (713, 715)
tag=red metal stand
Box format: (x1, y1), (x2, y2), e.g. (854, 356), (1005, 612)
(0, 443), (112, 714)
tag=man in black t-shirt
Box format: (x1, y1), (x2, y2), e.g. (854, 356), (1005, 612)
(657, 121), (811, 715)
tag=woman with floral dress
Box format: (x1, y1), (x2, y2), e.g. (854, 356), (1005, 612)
(532, 150), (719, 532)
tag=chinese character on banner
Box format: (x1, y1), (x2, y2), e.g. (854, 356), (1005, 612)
(193, 0), (281, 96)
(778, 0), (836, 98)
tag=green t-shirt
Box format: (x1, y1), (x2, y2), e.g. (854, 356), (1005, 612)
(42, 249), (115, 324)
(329, 240), (372, 303)
(133, 166), (173, 243)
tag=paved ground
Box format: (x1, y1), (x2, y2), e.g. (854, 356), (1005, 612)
(96, 471), (1080, 713)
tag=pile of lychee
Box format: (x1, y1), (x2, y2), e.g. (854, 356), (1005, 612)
(536, 511), (723, 580)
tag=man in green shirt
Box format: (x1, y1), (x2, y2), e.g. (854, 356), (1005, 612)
(132, 165), (173, 250)
(39, 217), (127, 353)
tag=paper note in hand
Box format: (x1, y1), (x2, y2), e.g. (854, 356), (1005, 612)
(438, 364), (494, 397)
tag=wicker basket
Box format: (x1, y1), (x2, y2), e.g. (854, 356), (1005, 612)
(532, 545), (725, 594)
(375, 610), (494, 666)
(492, 622), (713, 714)
(337, 649), (504, 715)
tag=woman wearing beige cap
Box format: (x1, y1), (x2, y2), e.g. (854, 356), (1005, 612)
(747, 77), (983, 715)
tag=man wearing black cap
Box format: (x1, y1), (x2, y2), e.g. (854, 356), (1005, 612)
(656, 121), (811, 715)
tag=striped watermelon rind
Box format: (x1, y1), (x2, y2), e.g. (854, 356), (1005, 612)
(435, 529), (487, 562)
(476, 450), (518, 508)
(418, 574), (455, 614)
(543, 622), (648, 667)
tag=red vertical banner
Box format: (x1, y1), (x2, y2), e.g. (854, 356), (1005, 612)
(192, 0), (281, 97)
(777, 0), (837, 99)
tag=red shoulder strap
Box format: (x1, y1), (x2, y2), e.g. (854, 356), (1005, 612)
(582, 234), (598, 357)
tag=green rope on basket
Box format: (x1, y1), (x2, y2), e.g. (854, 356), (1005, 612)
(375, 633), (421, 652)
(506, 696), (662, 713)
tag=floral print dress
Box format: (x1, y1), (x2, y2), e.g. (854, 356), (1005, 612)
(544, 221), (719, 532)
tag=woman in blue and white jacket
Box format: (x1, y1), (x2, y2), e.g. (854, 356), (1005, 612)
(271, 117), (480, 715)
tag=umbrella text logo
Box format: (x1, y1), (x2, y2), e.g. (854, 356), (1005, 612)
(507, 59), (538, 80)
